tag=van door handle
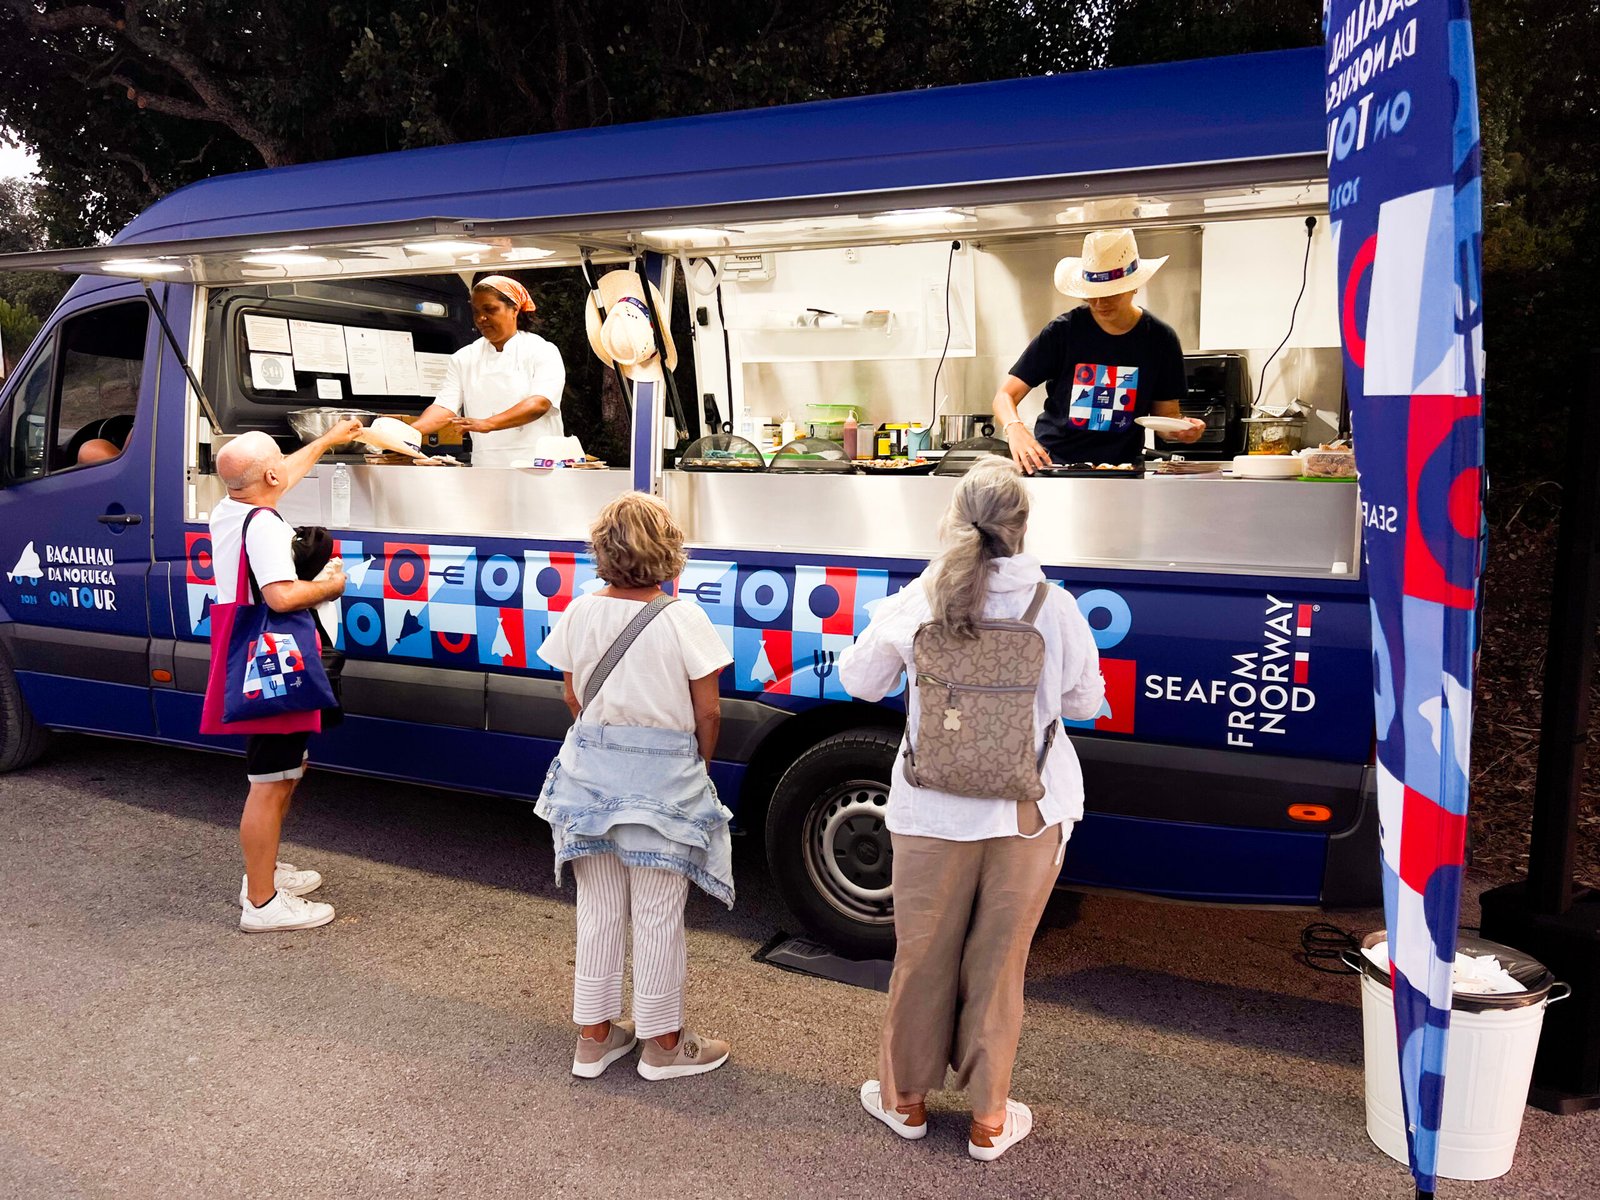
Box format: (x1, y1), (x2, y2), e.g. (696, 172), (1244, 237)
(97, 513), (143, 526)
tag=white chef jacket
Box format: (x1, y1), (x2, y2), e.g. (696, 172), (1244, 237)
(433, 332), (565, 468)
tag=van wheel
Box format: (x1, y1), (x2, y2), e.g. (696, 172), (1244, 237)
(0, 655), (48, 773)
(765, 728), (900, 960)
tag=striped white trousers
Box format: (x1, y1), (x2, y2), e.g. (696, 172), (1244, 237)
(571, 853), (690, 1039)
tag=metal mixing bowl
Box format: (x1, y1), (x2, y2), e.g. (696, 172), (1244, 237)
(286, 407), (377, 447)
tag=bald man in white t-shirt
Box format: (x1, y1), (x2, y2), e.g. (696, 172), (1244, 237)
(211, 424), (357, 933)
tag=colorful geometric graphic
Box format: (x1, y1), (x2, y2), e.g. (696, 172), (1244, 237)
(242, 631), (307, 699)
(179, 536), (1370, 760)
(1067, 362), (1138, 431)
(1327, 0), (1486, 1188)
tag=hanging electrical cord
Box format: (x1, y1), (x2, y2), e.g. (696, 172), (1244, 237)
(930, 239), (960, 429)
(1298, 921), (1361, 974)
(1255, 216), (1317, 409)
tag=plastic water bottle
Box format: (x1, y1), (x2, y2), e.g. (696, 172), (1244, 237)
(331, 463), (351, 527)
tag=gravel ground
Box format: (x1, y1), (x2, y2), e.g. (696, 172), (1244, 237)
(2, 735), (1597, 1200)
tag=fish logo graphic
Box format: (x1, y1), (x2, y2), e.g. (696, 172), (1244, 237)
(7, 542), (43, 585)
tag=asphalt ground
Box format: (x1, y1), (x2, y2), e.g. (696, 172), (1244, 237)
(2, 735), (1596, 1200)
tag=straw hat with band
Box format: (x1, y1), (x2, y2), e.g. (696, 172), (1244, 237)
(584, 270), (678, 383)
(1053, 228), (1168, 300)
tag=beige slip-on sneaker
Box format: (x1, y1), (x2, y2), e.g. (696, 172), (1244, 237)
(636, 1029), (730, 1080)
(572, 1019), (637, 1078)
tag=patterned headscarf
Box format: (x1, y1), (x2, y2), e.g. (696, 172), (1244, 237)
(475, 274), (536, 313)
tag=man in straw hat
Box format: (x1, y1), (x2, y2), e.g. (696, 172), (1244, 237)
(992, 228), (1203, 471)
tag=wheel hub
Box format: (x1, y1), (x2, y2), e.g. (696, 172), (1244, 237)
(804, 781), (893, 923)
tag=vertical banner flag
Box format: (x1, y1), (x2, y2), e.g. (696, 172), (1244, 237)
(1324, 0), (1485, 1194)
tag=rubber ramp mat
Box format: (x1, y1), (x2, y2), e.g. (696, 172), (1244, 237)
(752, 932), (893, 992)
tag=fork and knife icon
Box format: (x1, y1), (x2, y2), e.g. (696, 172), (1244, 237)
(679, 576), (728, 605)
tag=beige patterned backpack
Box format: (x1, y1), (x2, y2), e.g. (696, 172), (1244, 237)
(901, 581), (1055, 802)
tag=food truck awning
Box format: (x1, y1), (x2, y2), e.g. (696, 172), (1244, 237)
(0, 47), (1328, 284)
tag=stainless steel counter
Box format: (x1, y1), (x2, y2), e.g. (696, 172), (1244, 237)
(188, 462), (1360, 580)
(191, 463), (633, 541)
(663, 472), (1362, 579)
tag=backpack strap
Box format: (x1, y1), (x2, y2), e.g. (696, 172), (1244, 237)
(1021, 580), (1051, 625)
(237, 506), (279, 606)
(1025, 582), (1057, 769)
(578, 593), (677, 717)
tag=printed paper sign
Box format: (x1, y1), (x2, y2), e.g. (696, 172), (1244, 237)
(316, 378), (344, 400)
(289, 320), (349, 374)
(243, 314), (292, 354)
(250, 353), (297, 391)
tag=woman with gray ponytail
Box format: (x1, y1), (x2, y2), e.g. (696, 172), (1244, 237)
(838, 456), (1106, 1161)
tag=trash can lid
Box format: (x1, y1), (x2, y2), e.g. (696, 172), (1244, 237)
(1356, 930), (1559, 1012)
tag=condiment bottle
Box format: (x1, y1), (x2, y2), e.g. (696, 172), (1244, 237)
(780, 415), (797, 447)
(843, 409), (859, 460)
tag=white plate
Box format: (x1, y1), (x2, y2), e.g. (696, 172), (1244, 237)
(1135, 416), (1193, 434)
(1230, 454), (1302, 478)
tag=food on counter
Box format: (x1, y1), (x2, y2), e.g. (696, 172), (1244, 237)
(1300, 445), (1358, 479)
(1067, 462), (1138, 471)
(1151, 460), (1222, 475)
(679, 457), (765, 469)
(855, 457), (931, 469)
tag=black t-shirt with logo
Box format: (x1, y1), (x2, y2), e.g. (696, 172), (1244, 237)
(1008, 307), (1186, 464)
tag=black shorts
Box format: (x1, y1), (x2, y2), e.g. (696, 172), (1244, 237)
(245, 733), (310, 783)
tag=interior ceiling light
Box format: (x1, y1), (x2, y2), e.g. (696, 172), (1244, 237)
(869, 207), (973, 227)
(241, 252), (327, 265)
(499, 246), (556, 261)
(640, 227), (734, 244)
(403, 239), (495, 255)
(101, 259), (183, 275)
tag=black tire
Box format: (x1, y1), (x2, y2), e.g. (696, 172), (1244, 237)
(765, 728), (900, 959)
(0, 653), (48, 773)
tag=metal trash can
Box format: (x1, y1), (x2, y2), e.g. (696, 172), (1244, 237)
(1345, 930), (1570, 1181)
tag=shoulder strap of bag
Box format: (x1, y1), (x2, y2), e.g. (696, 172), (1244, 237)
(579, 593), (678, 716)
(237, 506), (277, 605)
(1021, 580), (1051, 625)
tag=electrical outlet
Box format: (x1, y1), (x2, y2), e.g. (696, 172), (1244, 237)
(844, 247), (859, 263)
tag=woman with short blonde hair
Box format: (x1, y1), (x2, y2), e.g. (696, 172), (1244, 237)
(839, 455), (1106, 1160)
(590, 492), (688, 589)
(535, 490), (735, 1081)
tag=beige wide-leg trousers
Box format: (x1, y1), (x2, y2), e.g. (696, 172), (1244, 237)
(878, 818), (1063, 1117)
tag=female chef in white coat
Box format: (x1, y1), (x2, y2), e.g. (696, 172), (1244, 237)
(411, 275), (567, 468)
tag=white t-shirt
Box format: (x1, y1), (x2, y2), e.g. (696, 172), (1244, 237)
(210, 497), (296, 604)
(433, 331), (565, 468)
(838, 554), (1107, 841)
(539, 594), (732, 732)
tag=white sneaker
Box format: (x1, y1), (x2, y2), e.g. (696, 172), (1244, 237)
(968, 1098), (1033, 1161)
(239, 889), (336, 933)
(860, 1080), (928, 1140)
(238, 861), (323, 906)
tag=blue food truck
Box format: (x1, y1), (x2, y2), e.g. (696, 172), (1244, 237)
(0, 47), (1375, 954)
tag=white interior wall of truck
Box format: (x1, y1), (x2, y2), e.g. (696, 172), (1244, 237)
(701, 212), (1343, 446)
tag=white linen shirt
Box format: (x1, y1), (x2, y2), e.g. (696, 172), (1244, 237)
(838, 554), (1106, 841)
(539, 594), (732, 732)
(433, 331), (565, 468)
